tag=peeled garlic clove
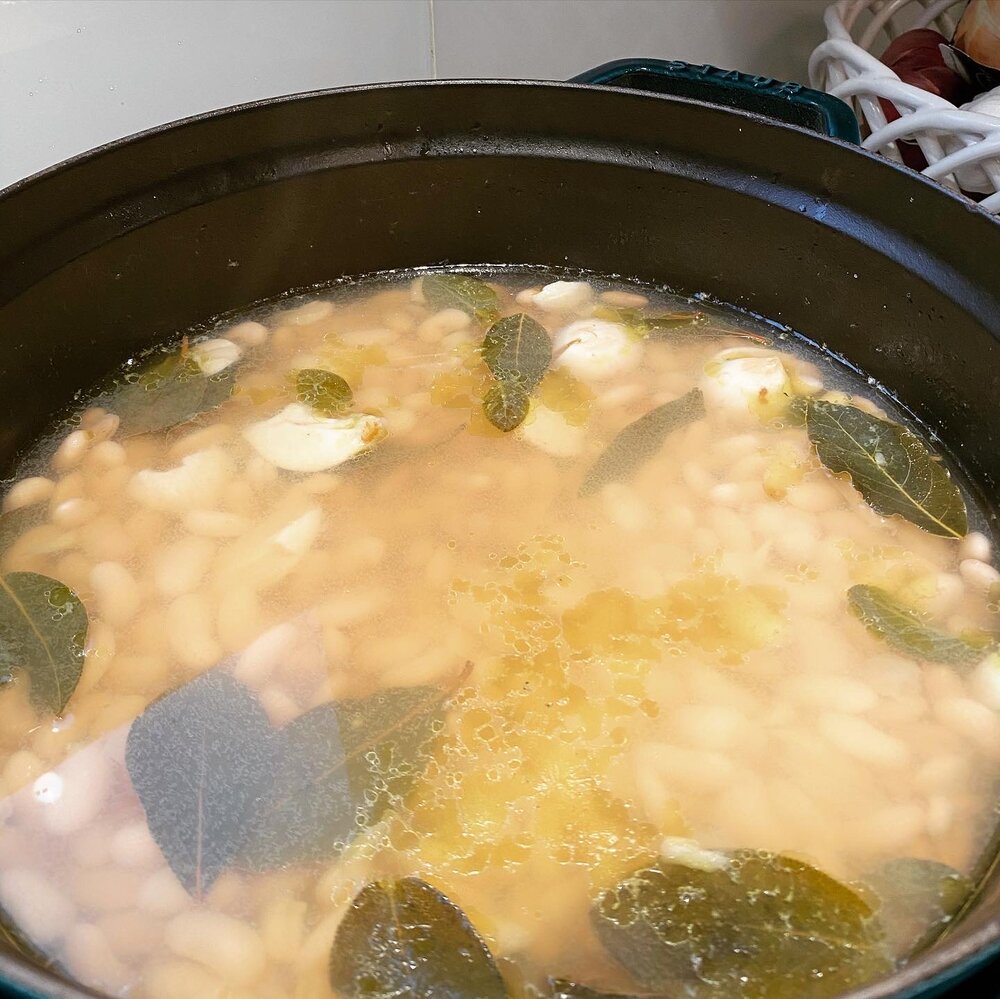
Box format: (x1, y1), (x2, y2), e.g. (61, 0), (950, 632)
(518, 404), (585, 457)
(552, 319), (641, 381)
(128, 448), (230, 513)
(660, 836), (731, 872)
(272, 507), (322, 556)
(243, 403), (386, 473)
(532, 281), (593, 313)
(190, 338), (242, 376)
(700, 347), (792, 423)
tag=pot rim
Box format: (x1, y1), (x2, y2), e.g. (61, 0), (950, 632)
(0, 76), (997, 999)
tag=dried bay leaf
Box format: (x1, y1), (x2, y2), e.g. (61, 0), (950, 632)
(593, 304), (708, 340)
(550, 980), (670, 999)
(103, 345), (238, 437)
(0, 572), (87, 715)
(329, 877), (508, 999)
(580, 389), (704, 496)
(482, 313), (552, 391)
(865, 858), (972, 953)
(484, 379), (531, 433)
(848, 584), (988, 666)
(806, 400), (967, 538)
(239, 684), (447, 870)
(125, 671), (275, 896)
(592, 851), (889, 999)
(424, 273), (501, 325)
(296, 368), (353, 417)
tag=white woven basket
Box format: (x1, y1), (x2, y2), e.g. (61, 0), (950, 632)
(809, 0), (1000, 213)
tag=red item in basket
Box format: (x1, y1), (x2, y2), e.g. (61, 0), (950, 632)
(878, 28), (975, 172)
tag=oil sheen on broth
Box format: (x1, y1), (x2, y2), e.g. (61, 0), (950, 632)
(0, 271), (997, 999)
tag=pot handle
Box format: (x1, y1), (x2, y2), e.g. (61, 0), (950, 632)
(571, 59), (860, 144)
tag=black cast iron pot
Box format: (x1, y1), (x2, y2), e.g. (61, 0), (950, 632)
(0, 60), (998, 999)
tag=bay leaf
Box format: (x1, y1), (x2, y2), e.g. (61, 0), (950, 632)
(593, 305), (708, 340)
(550, 980), (670, 999)
(484, 379), (531, 433)
(580, 389), (704, 497)
(104, 346), (238, 437)
(592, 850), (889, 999)
(424, 273), (501, 325)
(0, 572), (87, 715)
(848, 584), (988, 666)
(329, 877), (508, 999)
(482, 313), (553, 392)
(125, 671), (275, 896)
(296, 368), (353, 417)
(238, 684), (446, 870)
(806, 400), (967, 538)
(865, 857), (972, 953)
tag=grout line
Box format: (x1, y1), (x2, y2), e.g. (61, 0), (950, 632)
(428, 0), (438, 79)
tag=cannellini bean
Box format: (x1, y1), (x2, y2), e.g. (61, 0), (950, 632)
(190, 337), (242, 375)
(0, 868), (75, 945)
(260, 896), (308, 963)
(259, 686), (300, 726)
(601, 482), (653, 532)
(639, 742), (736, 793)
(515, 286), (541, 305)
(167, 423), (236, 459)
(165, 910), (266, 985)
(934, 696), (1000, 754)
(552, 319), (641, 381)
(519, 404), (586, 458)
(785, 480), (842, 514)
(37, 744), (110, 835)
(417, 308), (470, 342)
(71, 867), (144, 913)
(287, 300), (334, 326)
(90, 561), (142, 627)
(2, 750), (42, 792)
(225, 320), (268, 347)
(145, 959), (226, 999)
(787, 675), (878, 714)
(217, 586), (264, 654)
(138, 868), (190, 917)
(88, 412), (120, 443)
(972, 652), (1000, 710)
(52, 429), (92, 471)
(819, 713), (910, 768)
(88, 440), (127, 468)
(244, 403), (386, 473)
(533, 280), (593, 313)
(110, 822), (163, 868)
(50, 498), (98, 527)
(64, 923), (133, 994)
(959, 530), (992, 564)
(855, 802), (926, 853)
(959, 557), (1000, 594)
(129, 447), (230, 514)
(671, 704), (749, 752)
(235, 622), (300, 685)
(600, 289), (648, 308)
(926, 794), (954, 838)
(2, 476), (55, 512)
(166, 593), (223, 671)
(183, 509), (251, 538)
(152, 536), (216, 599)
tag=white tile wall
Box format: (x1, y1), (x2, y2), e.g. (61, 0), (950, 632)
(0, 0), (830, 190)
(432, 0), (830, 85)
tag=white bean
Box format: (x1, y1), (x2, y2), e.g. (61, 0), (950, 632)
(959, 531), (992, 564)
(88, 440), (127, 468)
(960, 557), (1000, 594)
(2, 476), (55, 512)
(145, 959), (226, 999)
(417, 308), (470, 342)
(152, 536), (216, 599)
(52, 429), (92, 471)
(934, 696), (1000, 754)
(50, 498), (98, 527)
(64, 923), (133, 994)
(787, 675), (878, 714)
(166, 593), (223, 671)
(260, 896), (308, 963)
(183, 509), (251, 538)
(225, 320), (268, 347)
(38, 744), (110, 835)
(0, 868), (75, 944)
(90, 561), (142, 627)
(110, 821), (163, 868)
(818, 713), (910, 768)
(138, 868), (190, 917)
(165, 910), (266, 985)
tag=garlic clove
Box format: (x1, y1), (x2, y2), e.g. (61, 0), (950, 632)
(552, 319), (642, 381)
(700, 347), (793, 424)
(190, 338), (242, 376)
(243, 403), (386, 473)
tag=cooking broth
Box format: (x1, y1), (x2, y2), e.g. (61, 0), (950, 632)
(0, 270), (997, 999)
